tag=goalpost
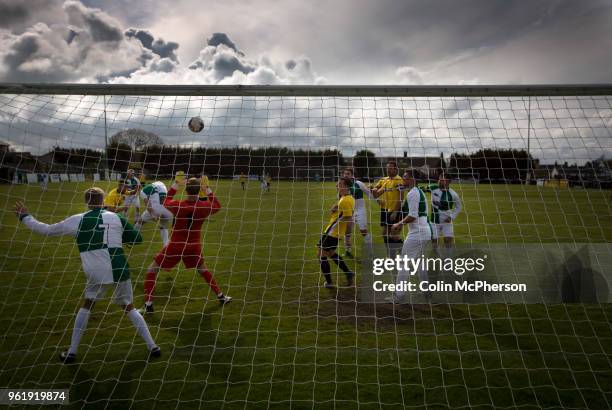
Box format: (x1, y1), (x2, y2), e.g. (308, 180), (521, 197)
(1, 83), (611, 408)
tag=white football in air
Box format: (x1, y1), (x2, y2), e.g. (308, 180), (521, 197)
(188, 116), (204, 133)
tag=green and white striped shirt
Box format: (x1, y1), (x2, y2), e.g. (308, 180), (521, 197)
(401, 186), (432, 240)
(140, 181), (168, 206)
(21, 208), (142, 284)
(124, 176), (141, 195)
(431, 188), (462, 224)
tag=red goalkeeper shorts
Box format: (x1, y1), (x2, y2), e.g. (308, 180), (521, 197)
(154, 243), (203, 270)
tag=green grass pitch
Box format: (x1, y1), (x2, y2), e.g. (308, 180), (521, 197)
(0, 180), (611, 409)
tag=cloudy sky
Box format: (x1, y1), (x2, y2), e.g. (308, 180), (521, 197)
(0, 0), (611, 163)
(1, 0), (612, 85)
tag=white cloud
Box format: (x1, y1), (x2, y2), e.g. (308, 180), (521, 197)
(0, 1), (325, 85)
(395, 66), (424, 85)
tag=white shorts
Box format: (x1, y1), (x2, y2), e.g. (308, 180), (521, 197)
(432, 223), (454, 239)
(84, 280), (133, 305)
(395, 237), (430, 295)
(140, 204), (173, 224)
(124, 195), (140, 208)
(354, 206), (368, 231)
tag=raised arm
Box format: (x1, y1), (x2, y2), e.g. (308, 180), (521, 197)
(15, 201), (80, 237)
(196, 189), (221, 217)
(163, 184), (181, 215)
(355, 180), (375, 200)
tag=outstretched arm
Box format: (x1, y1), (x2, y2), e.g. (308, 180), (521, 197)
(355, 180), (375, 200)
(15, 201), (80, 237)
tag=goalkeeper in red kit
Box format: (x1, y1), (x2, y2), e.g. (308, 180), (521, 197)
(140, 177), (232, 313)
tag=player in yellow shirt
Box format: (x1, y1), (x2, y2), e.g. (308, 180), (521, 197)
(317, 178), (355, 288)
(239, 172), (247, 190)
(372, 160), (404, 255)
(103, 182), (128, 213)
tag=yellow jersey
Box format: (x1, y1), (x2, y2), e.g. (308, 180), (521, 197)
(373, 175), (403, 211)
(104, 188), (124, 209)
(323, 195), (355, 238)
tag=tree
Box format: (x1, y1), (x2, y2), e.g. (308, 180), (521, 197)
(106, 142), (133, 172)
(110, 129), (164, 151)
(353, 150), (379, 179)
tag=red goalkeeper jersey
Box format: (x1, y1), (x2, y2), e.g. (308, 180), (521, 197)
(163, 186), (221, 245)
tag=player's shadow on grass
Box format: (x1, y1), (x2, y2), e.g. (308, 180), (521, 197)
(66, 358), (148, 408)
(317, 284), (433, 327)
(161, 305), (219, 361)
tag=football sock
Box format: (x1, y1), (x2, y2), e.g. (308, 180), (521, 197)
(159, 228), (169, 246)
(144, 271), (157, 304)
(444, 244), (454, 259)
(199, 269), (221, 295)
(127, 309), (156, 350)
(320, 257), (332, 284)
(330, 253), (351, 274)
(68, 308), (90, 355)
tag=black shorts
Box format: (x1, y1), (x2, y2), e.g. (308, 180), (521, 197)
(380, 210), (401, 226)
(317, 234), (339, 251)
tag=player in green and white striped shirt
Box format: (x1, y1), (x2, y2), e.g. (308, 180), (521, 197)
(341, 167), (373, 257)
(388, 169), (432, 303)
(135, 180), (172, 246)
(430, 177), (462, 258)
(15, 188), (160, 363)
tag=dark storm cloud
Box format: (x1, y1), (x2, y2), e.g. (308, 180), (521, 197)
(125, 28), (179, 61)
(285, 59), (296, 70)
(252, 0), (612, 84)
(66, 28), (78, 44)
(212, 53), (254, 78)
(0, 0), (185, 83)
(207, 32), (241, 54)
(1, 26), (73, 82)
(64, 0), (122, 42)
(0, 1), (28, 27)
(0, 0), (64, 32)
(4, 33), (40, 68)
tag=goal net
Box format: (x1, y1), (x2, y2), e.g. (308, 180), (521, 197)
(1, 84), (611, 408)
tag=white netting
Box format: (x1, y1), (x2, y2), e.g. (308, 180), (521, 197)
(0, 86), (611, 408)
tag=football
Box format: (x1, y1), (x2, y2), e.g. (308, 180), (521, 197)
(188, 116), (204, 133)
